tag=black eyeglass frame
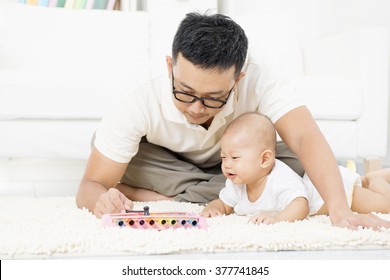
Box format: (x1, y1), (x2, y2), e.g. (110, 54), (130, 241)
(171, 72), (235, 109)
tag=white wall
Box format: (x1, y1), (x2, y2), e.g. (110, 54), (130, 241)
(315, 0), (390, 165)
(316, 0), (390, 37)
(218, 0), (390, 165)
(218, 0), (318, 40)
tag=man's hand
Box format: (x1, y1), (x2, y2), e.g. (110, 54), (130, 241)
(93, 188), (133, 218)
(330, 211), (390, 230)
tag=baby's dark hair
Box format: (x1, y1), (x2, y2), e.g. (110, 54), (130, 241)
(172, 12), (248, 77)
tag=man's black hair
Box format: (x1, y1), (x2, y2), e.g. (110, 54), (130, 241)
(172, 12), (248, 77)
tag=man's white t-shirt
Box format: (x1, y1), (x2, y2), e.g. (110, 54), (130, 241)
(94, 55), (304, 167)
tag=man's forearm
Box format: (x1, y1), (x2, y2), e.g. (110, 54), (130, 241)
(297, 130), (350, 216)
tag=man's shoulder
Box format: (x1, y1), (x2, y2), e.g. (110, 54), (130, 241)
(123, 75), (167, 100)
(242, 52), (285, 77)
(133, 74), (166, 91)
(242, 55), (263, 73)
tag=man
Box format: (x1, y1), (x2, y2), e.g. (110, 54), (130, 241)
(76, 12), (390, 229)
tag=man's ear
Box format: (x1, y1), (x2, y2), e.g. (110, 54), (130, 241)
(236, 71), (246, 84)
(259, 149), (274, 168)
(166, 56), (173, 79)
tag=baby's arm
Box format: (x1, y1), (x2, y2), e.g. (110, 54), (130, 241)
(251, 197), (309, 224)
(200, 198), (233, 218)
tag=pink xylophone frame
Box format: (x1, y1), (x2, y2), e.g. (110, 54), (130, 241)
(101, 206), (207, 230)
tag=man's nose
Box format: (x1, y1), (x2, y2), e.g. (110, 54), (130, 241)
(188, 100), (206, 113)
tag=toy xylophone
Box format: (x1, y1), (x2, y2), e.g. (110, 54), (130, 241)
(101, 206), (207, 230)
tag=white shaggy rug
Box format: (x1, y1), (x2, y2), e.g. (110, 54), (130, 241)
(1, 196), (390, 259)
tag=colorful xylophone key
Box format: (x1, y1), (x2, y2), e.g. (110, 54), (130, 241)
(101, 206), (207, 230)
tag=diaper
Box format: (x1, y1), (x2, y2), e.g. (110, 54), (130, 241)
(303, 166), (362, 215)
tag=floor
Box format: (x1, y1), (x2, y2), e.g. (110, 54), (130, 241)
(80, 249), (390, 260)
(1, 157), (390, 260)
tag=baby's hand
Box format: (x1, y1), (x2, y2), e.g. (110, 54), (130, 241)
(200, 207), (222, 218)
(250, 214), (280, 225)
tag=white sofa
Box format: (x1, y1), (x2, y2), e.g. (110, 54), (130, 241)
(0, 2), (388, 195)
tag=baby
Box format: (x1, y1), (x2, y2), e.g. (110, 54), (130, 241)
(200, 112), (390, 224)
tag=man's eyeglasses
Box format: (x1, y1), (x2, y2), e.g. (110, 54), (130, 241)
(171, 72), (235, 109)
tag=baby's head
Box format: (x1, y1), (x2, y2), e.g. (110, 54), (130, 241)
(223, 112), (276, 153)
(220, 112), (276, 184)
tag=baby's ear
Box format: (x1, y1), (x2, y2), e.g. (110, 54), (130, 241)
(260, 149), (274, 168)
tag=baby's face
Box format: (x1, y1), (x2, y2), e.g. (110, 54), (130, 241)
(220, 132), (263, 185)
